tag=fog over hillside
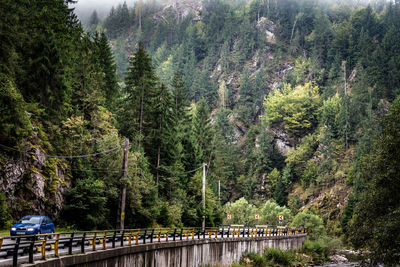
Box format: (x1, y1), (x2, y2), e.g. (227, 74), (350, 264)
(71, 0), (134, 25)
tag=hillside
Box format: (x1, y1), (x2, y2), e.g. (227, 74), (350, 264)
(86, 0), (400, 234)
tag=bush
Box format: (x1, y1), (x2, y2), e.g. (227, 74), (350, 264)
(264, 248), (296, 266)
(0, 193), (10, 229)
(291, 211), (325, 240)
(240, 248), (309, 267)
(301, 236), (342, 264)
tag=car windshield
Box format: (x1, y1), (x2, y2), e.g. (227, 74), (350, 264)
(18, 216), (41, 224)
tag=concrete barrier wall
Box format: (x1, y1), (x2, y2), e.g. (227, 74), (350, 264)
(24, 235), (306, 267)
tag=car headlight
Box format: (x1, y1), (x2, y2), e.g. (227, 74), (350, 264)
(27, 228), (35, 232)
(11, 227), (16, 231)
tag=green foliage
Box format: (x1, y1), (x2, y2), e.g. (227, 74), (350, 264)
(285, 134), (319, 183)
(273, 167), (292, 206)
(240, 248), (309, 267)
(260, 200), (292, 225)
(62, 178), (108, 230)
(263, 82), (321, 141)
(0, 192), (10, 229)
(0, 74), (33, 145)
(3, 0), (400, 241)
(348, 96), (400, 265)
(224, 197), (258, 225)
(301, 236), (342, 264)
(291, 211), (325, 240)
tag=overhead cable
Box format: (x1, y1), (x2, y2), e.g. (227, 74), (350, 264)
(148, 162), (203, 176)
(0, 143), (120, 159)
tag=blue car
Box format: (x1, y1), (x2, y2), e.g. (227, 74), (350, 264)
(10, 215), (54, 237)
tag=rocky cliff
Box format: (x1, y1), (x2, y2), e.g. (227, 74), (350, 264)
(0, 144), (69, 221)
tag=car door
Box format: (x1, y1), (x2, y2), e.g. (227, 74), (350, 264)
(39, 217), (47, 233)
(47, 217), (54, 233)
(44, 217), (51, 233)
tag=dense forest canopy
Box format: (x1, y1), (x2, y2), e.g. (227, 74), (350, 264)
(1, 0), (400, 264)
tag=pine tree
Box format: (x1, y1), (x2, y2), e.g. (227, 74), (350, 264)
(191, 99), (213, 166)
(94, 32), (119, 110)
(120, 42), (158, 148)
(89, 10), (99, 26)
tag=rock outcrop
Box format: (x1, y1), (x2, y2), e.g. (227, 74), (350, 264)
(0, 145), (70, 220)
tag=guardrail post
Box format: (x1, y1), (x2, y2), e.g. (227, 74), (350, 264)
(121, 230), (125, 247)
(128, 231), (132, 246)
(92, 232), (97, 251)
(202, 229), (206, 239)
(150, 229), (154, 243)
(28, 237), (35, 263)
(41, 235), (47, 260)
(221, 227), (224, 238)
(143, 229), (147, 244)
(180, 228), (183, 241)
(13, 237), (21, 267)
(227, 227), (230, 238)
(173, 229), (176, 241)
(55, 234), (60, 257)
(0, 237), (3, 250)
(166, 230), (169, 242)
(103, 232), (107, 250)
(69, 233), (74, 255)
(242, 227), (245, 237)
(112, 231), (116, 248)
(81, 232), (86, 253)
(197, 229), (200, 239)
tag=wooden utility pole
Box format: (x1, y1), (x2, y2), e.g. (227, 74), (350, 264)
(202, 163), (207, 231)
(119, 138), (129, 230)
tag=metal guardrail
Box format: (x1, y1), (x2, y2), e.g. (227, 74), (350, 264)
(0, 226), (306, 266)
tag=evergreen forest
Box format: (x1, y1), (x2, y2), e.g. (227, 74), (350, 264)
(1, 0), (400, 264)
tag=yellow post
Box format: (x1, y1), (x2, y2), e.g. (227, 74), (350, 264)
(192, 229), (195, 240)
(214, 231), (217, 238)
(128, 232), (132, 246)
(135, 233), (139, 245)
(208, 232), (211, 238)
(158, 231), (161, 243)
(103, 232), (107, 250)
(92, 232), (97, 251)
(54, 234), (60, 257)
(41, 235), (47, 260)
(166, 230), (169, 242)
(0, 237), (3, 250)
(186, 232), (189, 240)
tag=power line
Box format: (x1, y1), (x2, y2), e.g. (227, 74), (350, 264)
(1, 143), (204, 176)
(148, 162), (203, 176)
(0, 143), (120, 159)
(70, 168), (123, 173)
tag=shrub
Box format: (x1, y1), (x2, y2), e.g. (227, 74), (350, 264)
(291, 211), (325, 240)
(301, 236), (342, 264)
(0, 193), (10, 229)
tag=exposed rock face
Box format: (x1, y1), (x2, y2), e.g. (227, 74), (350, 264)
(256, 17), (276, 43)
(0, 146), (70, 220)
(270, 128), (292, 155)
(154, 0), (202, 23)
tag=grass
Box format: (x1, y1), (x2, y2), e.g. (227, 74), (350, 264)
(0, 229), (9, 236)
